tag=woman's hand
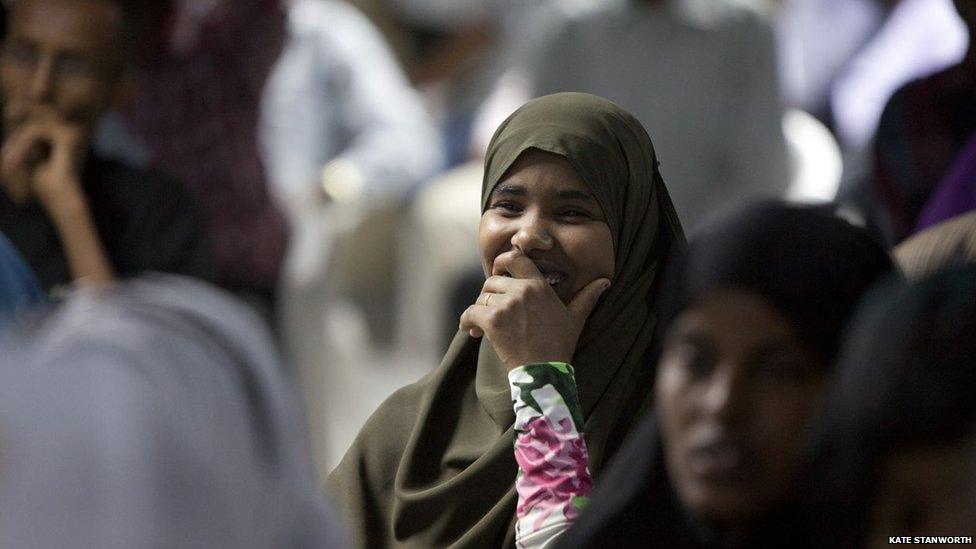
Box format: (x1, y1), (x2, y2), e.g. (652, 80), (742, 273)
(460, 251), (610, 371)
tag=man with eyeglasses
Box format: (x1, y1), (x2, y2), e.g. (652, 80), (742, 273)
(0, 0), (212, 296)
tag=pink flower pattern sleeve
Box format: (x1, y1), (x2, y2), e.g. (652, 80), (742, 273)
(509, 362), (593, 549)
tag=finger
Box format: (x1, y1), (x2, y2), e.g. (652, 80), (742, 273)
(3, 100), (27, 127)
(19, 102), (63, 123)
(1, 167), (32, 203)
(48, 125), (84, 167)
(25, 103), (63, 121)
(567, 278), (611, 320)
(1, 124), (48, 176)
(505, 253), (546, 280)
(492, 250), (544, 280)
(476, 292), (495, 308)
(480, 275), (529, 294)
(459, 304), (487, 338)
(490, 250), (517, 277)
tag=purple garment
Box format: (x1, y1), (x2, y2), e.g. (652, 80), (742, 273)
(125, 2), (288, 293)
(872, 62), (976, 244)
(914, 131), (976, 234)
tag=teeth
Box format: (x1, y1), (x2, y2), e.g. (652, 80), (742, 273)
(544, 273), (563, 286)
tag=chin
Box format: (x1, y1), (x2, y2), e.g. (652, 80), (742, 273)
(684, 485), (761, 525)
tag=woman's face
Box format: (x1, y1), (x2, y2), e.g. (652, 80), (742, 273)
(479, 149), (614, 304)
(656, 290), (829, 532)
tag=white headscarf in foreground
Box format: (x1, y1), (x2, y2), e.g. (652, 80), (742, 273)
(0, 275), (342, 548)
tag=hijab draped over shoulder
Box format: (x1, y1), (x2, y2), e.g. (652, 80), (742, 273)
(327, 92), (683, 548)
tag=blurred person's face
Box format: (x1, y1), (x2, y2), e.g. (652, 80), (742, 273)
(479, 149), (615, 305)
(869, 441), (976, 548)
(656, 290), (829, 533)
(0, 0), (125, 135)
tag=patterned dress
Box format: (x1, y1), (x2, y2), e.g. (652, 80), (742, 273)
(509, 363), (593, 548)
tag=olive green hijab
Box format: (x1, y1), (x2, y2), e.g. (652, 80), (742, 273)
(327, 93), (683, 548)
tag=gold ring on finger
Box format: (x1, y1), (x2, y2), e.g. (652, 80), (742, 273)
(483, 294), (492, 307)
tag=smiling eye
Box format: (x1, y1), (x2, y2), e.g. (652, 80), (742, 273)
(559, 208), (591, 219)
(491, 201), (522, 214)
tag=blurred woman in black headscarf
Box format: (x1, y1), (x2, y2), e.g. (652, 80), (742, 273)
(558, 202), (894, 548)
(809, 266), (976, 547)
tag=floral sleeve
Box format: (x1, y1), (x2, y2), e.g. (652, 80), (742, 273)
(509, 362), (593, 549)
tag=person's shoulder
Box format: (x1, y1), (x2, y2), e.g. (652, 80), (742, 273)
(354, 374), (432, 450)
(326, 373), (433, 504)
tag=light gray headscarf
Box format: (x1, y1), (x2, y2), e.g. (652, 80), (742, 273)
(0, 275), (341, 549)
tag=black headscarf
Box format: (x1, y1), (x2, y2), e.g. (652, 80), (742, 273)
(559, 201), (894, 548)
(806, 265), (976, 545)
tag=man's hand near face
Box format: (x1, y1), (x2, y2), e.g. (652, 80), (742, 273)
(0, 103), (114, 286)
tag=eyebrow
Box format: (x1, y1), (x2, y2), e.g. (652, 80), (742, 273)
(556, 189), (598, 203)
(491, 183), (598, 203)
(492, 183), (526, 196)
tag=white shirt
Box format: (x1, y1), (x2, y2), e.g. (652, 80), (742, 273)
(830, 0), (968, 150)
(523, 0), (791, 229)
(259, 0), (443, 211)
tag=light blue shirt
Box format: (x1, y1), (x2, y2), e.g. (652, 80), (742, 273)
(259, 0), (444, 208)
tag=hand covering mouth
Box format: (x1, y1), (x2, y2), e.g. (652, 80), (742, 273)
(534, 261), (574, 302)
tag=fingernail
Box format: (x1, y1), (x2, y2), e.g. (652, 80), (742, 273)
(601, 279), (611, 291)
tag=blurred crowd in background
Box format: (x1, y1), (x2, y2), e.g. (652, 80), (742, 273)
(1, 0), (976, 545)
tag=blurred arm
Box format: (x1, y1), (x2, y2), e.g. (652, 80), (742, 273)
(46, 194), (115, 285)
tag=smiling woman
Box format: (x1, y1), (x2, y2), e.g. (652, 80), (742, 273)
(327, 92), (684, 548)
(461, 149), (616, 370)
(479, 149), (614, 306)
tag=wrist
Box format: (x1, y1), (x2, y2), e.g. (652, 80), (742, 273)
(505, 352), (573, 372)
(508, 361), (575, 378)
(42, 183), (90, 224)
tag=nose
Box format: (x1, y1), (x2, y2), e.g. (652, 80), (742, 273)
(700, 365), (748, 423)
(510, 213), (554, 256)
(28, 56), (56, 103)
